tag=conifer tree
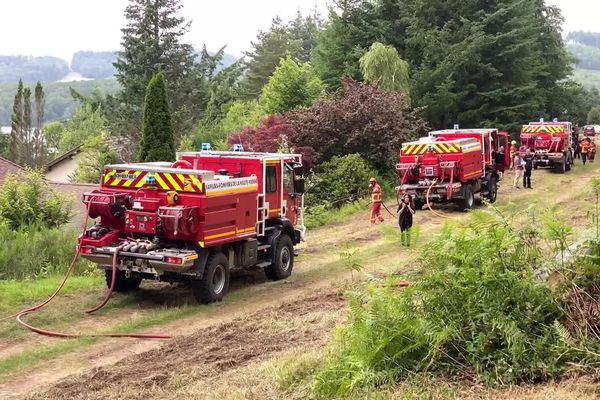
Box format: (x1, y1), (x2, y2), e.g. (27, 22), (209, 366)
(8, 79), (23, 163)
(137, 72), (175, 162)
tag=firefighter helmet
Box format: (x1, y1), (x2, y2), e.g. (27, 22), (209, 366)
(369, 177), (377, 183)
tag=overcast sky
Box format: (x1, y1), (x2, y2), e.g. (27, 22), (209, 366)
(0, 0), (595, 63)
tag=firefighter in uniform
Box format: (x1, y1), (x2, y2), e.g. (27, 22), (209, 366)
(590, 139), (596, 163)
(509, 140), (518, 170)
(581, 137), (591, 165)
(369, 178), (384, 224)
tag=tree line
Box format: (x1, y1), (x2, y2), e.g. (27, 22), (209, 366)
(3, 0), (600, 195)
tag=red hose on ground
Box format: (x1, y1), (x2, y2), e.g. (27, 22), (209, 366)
(1, 196), (172, 340)
(84, 245), (123, 314)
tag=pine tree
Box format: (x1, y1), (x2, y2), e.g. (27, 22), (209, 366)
(112, 0), (196, 157)
(22, 88), (32, 166)
(138, 72), (175, 162)
(33, 82), (45, 166)
(8, 79), (23, 163)
(241, 17), (300, 100)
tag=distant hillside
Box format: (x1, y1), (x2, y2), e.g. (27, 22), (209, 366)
(572, 68), (600, 91)
(71, 51), (118, 79)
(0, 56), (69, 83)
(568, 42), (600, 71)
(0, 78), (120, 126)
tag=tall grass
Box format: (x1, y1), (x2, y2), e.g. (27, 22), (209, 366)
(0, 224), (93, 280)
(314, 206), (600, 397)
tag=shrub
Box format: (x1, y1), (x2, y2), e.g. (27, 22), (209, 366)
(306, 154), (379, 209)
(0, 224), (92, 280)
(0, 171), (73, 230)
(314, 208), (600, 397)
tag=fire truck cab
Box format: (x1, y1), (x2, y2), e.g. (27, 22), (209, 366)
(78, 151), (306, 304)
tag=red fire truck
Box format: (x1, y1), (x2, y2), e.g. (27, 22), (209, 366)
(520, 121), (573, 173)
(78, 151), (306, 303)
(396, 129), (509, 210)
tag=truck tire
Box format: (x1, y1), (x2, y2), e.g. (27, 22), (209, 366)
(265, 234), (294, 281)
(191, 252), (230, 304)
(105, 269), (141, 292)
(414, 199), (425, 211)
(460, 184), (474, 211)
(487, 178), (498, 203)
(556, 158), (566, 174)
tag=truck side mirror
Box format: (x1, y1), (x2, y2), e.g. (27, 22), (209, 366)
(294, 177), (305, 194)
(293, 165), (303, 176)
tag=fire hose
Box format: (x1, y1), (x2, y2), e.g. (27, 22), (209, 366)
(425, 180), (451, 220)
(0, 200), (172, 340)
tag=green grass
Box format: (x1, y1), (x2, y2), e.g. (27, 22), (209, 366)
(0, 274), (102, 316)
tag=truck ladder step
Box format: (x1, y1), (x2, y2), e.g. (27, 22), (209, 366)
(257, 244), (271, 251)
(256, 261), (271, 268)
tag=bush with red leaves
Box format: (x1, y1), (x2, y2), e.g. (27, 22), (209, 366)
(286, 79), (429, 171)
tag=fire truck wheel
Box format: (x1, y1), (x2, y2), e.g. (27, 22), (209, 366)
(265, 234), (294, 281)
(487, 178), (498, 203)
(414, 199), (425, 211)
(460, 184), (474, 211)
(105, 270), (142, 292)
(556, 159), (566, 174)
(192, 252), (230, 304)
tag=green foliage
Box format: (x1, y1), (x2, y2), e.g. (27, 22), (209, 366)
(312, 0), (575, 131)
(241, 13), (322, 99)
(0, 78), (120, 127)
(70, 136), (120, 184)
(43, 121), (66, 156)
(259, 56), (324, 114)
(112, 0), (198, 150)
(71, 51), (117, 79)
(0, 171), (73, 230)
(359, 42), (410, 93)
(314, 208), (600, 396)
(306, 154), (379, 209)
(57, 103), (107, 153)
(568, 42), (600, 71)
(588, 105), (600, 124)
(0, 225), (91, 280)
(338, 245), (364, 281)
(0, 55), (69, 83)
(138, 72), (175, 162)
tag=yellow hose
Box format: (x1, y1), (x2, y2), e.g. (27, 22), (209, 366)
(425, 180), (451, 220)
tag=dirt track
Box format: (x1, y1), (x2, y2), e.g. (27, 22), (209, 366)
(3, 157), (600, 399)
(27, 292), (345, 400)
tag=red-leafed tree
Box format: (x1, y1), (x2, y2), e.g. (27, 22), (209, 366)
(228, 115), (294, 153)
(286, 79), (429, 171)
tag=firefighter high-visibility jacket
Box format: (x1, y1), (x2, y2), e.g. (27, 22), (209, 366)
(591, 141), (596, 153)
(371, 184), (382, 203)
(581, 140), (591, 154)
(509, 144), (517, 156)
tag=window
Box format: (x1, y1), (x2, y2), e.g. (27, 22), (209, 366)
(283, 164), (294, 194)
(266, 166), (277, 193)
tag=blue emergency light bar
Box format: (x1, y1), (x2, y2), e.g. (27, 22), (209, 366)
(233, 144), (244, 152)
(201, 143), (212, 151)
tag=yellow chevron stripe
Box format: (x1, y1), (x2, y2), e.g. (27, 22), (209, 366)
(135, 178), (145, 188)
(104, 169), (115, 184)
(414, 144), (424, 154)
(122, 170), (140, 187)
(164, 173), (182, 191)
(154, 173), (170, 190)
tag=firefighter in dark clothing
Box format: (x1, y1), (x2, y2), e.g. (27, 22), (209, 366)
(523, 148), (535, 189)
(397, 193), (415, 246)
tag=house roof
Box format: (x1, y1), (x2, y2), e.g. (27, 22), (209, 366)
(45, 145), (83, 171)
(0, 156), (25, 182)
